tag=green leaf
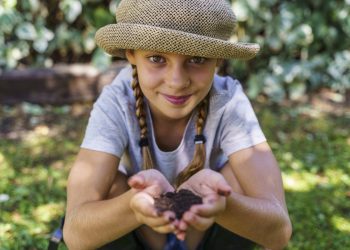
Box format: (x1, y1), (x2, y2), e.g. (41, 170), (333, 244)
(59, 0), (82, 23)
(0, 10), (22, 34)
(33, 38), (48, 53)
(92, 7), (114, 28)
(15, 22), (37, 40)
(2, 0), (17, 9)
(92, 48), (111, 71)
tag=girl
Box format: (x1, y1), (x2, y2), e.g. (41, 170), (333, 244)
(63, 0), (292, 249)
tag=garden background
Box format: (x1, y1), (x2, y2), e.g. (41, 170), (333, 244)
(0, 0), (349, 249)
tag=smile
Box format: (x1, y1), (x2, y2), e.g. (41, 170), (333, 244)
(162, 94), (192, 105)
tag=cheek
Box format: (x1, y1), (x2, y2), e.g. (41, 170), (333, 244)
(192, 71), (215, 89)
(191, 62), (216, 82)
(137, 67), (163, 89)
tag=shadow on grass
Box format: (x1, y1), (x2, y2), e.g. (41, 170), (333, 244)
(1, 102), (349, 249)
(285, 186), (350, 250)
(255, 103), (350, 250)
(0, 104), (90, 249)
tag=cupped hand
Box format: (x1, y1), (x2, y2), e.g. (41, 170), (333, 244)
(175, 169), (232, 240)
(128, 169), (177, 234)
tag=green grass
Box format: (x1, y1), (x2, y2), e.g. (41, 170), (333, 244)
(256, 104), (350, 250)
(0, 102), (349, 249)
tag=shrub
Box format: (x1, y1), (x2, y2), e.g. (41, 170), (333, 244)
(0, 0), (120, 70)
(228, 0), (350, 101)
(1, 0), (349, 100)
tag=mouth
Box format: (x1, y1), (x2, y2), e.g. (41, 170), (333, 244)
(162, 94), (192, 105)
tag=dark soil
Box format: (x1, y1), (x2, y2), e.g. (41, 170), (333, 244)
(154, 189), (202, 219)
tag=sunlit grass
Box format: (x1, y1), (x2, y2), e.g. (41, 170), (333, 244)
(282, 172), (318, 192)
(332, 215), (350, 233)
(0, 104), (88, 250)
(1, 103), (349, 249)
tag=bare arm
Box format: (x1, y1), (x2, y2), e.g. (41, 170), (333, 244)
(216, 142), (292, 249)
(64, 149), (178, 250)
(63, 149), (141, 249)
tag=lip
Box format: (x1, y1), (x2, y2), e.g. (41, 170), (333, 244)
(162, 94), (192, 105)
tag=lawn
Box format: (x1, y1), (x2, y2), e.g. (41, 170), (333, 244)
(0, 101), (349, 250)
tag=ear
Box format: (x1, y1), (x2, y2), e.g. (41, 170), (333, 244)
(216, 59), (224, 67)
(125, 49), (136, 64)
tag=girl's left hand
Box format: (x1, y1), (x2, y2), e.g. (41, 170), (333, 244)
(175, 169), (232, 240)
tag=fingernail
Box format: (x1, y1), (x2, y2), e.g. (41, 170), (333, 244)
(218, 190), (230, 196)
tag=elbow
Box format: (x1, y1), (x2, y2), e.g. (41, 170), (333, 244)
(63, 224), (75, 250)
(63, 219), (94, 250)
(277, 219), (293, 249)
(265, 218), (293, 250)
(63, 223), (80, 250)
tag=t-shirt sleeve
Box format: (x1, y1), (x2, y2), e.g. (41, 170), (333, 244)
(220, 82), (266, 157)
(80, 85), (128, 158)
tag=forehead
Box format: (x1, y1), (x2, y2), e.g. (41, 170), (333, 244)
(134, 50), (216, 60)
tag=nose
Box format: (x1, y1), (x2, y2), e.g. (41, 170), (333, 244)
(166, 64), (190, 90)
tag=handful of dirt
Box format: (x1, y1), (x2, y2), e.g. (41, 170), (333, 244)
(154, 189), (202, 219)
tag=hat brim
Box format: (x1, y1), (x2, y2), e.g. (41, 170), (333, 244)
(95, 23), (260, 60)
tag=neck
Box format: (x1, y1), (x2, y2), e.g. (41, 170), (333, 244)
(150, 110), (192, 152)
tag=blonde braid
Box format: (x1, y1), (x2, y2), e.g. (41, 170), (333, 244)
(175, 94), (209, 187)
(131, 65), (154, 170)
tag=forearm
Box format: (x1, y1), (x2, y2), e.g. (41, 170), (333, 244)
(63, 189), (141, 250)
(216, 192), (292, 249)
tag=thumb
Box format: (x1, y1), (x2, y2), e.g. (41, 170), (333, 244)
(128, 174), (146, 189)
(128, 169), (161, 189)
(215, 179), (232, 197)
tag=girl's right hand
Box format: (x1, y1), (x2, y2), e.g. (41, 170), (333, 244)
(128, 169), (178, 234)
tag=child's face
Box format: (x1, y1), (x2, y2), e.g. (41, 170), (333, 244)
(126, 50), (220, 122)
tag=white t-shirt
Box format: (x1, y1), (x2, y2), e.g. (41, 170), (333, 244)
(81, 65), (266, 185)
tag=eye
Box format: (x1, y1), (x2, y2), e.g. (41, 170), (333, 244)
(189, 57), (206, 64)
(148, 55), (165, 64)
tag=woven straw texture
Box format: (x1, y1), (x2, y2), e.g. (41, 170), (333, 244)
(95, 0), (260, 60)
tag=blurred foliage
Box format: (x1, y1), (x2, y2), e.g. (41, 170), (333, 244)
(0, 102), (349, 249)
(228, 0), (350, 101)
(0, 0), (119, 70)
(0, 0), (349, 99)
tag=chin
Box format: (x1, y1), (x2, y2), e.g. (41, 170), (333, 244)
(162, 109), (192, 121)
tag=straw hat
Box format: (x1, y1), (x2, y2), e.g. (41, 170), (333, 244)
(95, 0), (260, 60)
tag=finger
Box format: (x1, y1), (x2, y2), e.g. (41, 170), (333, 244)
(130, 193), (158, 217)
(182, 211), (214, 231)
(144, 183), (162, 197)
(192, 194), (226, 216)
(177, 219), (189, 231)
(142, 215), (176, 229)
(190, 202), (222, 217)
(202, 193), (227, 206)
(215, 180), (232, 196)
(128, 170), (160, 189)
(141, 210), (177, 228)
(152, 222), (177, 234)
(145, 211), (178, 233)
(128, 175), (145, 189)
(175, 230), (186, 241)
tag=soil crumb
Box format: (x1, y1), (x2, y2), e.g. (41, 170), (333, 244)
(154, 189), (202, 219)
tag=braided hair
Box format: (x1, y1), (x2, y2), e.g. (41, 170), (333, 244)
(131, 65), (154, 170)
